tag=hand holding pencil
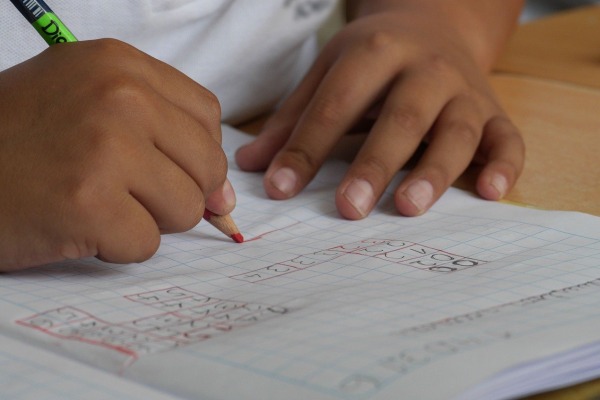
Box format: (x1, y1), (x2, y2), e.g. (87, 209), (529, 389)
(1, 1), (242, 272)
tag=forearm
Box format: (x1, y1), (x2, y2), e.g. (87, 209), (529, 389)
(345, 0), (524, 71)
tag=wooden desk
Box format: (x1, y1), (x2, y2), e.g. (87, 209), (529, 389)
(490, 6), (600, 211)
(455, 74), (600, 217)
(495, 5), (600, 89)
(457, 6), (600, 216)
(475, 6), (600, 217)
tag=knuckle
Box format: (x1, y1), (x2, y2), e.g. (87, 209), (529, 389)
(130, 232), (161, 262)
(93, 76), (152, 112)
(79, 123), (124, 161)
(446, 120), (481, 146)
(62, 176), (108, 222)
(58, 183), (106, 244)
(58, 237), (96, 261)
(62, 177), (96, 214)
(202, 89), (222, 121)
(384, 105), (424, 137)
(163, 185), (205, 233)
(464, 89), (488, 106)
(198, 90), (223, 142)
(183, 207), (204, 232)
(426, 162), (452, 187)
(90, 38), (140, 59)
(494, 115), (522, 138)
(423, 54), (455, 78)
(310, 95), (346, 129)
(282, 146), (322, 172)
(212, 148), (228, 178)
(363, 30), (396, 53)
(490, 115), (526, 156)
(200, 148), (228, 195)
(171, 200), (203, 233)
(182, 203), (204, 231)
(359, 155), (394, 181)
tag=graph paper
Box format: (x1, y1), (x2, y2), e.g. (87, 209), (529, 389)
(0, 335), (179, 400)
(0, 125), (599, 400)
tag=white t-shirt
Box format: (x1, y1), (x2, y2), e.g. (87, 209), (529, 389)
(0, 0), (338, 123)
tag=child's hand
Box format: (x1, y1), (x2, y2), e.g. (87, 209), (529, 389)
(236, 3), (525, 220)
(0, 39), (233, 271)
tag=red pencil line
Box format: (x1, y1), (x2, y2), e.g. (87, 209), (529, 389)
(245, 222), (301, 242)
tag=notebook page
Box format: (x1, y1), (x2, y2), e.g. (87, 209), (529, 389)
(0, 125), (599, 400)
(458, 341), (600, 399)
(0, 335), (180, 400)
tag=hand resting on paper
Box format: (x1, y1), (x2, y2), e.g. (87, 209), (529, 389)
(235, 0), (525, 220)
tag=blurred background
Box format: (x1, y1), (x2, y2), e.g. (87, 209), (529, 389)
(318, 0), (600, 44)
(521, 0), (600, 21)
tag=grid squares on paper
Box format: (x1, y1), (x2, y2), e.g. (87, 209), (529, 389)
(16, 287), (290, 359)
(0, 348), (155, 400)
(4, 158), (600, 399)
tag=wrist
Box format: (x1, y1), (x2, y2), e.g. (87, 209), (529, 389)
(346, 0), (523, 71)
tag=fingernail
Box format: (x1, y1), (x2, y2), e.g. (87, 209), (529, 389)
(343, 179), (375, 217)
(222, 179), (236, 208)
(490, 173), (508, 198)
(404, 180), (433, 214)
(270, 167), (297, 196)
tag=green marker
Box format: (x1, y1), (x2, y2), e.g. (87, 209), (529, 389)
(10, 0), (77, 45)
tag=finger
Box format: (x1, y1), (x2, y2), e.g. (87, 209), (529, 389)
(94, 191), (162, 264)
(204, 179), (237, 216)
(394, 95), (487, 216)
(234, 123), (298, 172)
(335, 69), (458, 219)
(475, 116), (525, 200)
(236, 45), (335, 172)
(59, 91), (225, 262)
(127, 143), (204, 234)
(130, 88), (229, 197)
(38, 165), (162, 265)
(93, 85), (229, 228)
(263, 47), (401, 200)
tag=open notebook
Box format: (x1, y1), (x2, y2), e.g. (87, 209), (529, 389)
(1, 125), (599, 400)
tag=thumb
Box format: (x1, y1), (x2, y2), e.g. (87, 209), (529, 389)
(204, 178), (237, 216)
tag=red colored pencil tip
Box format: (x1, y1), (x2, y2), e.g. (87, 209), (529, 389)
(231, 233), (244, 243)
